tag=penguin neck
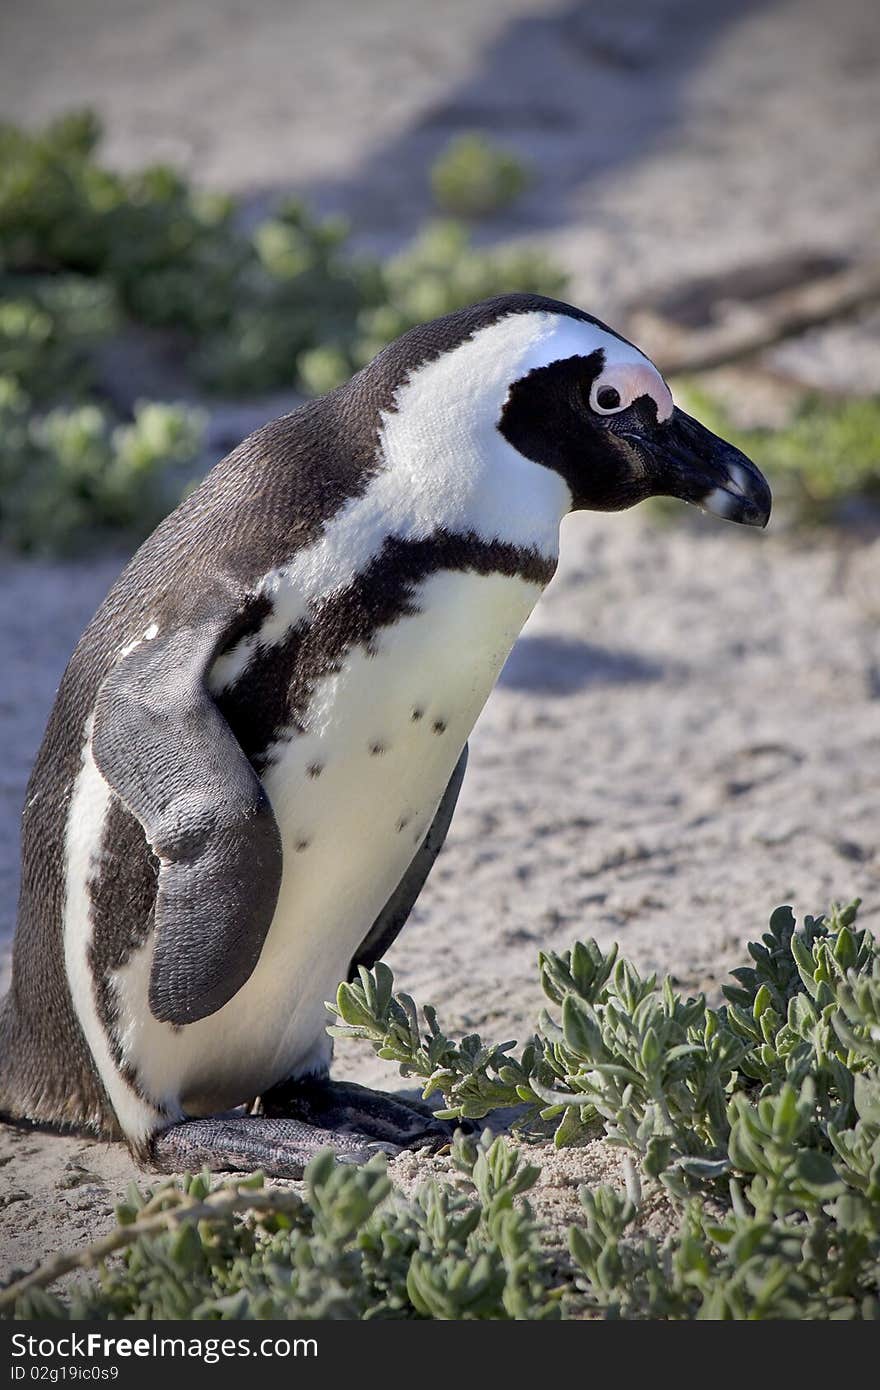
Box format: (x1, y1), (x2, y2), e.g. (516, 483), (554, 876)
(377, 414), (571, 563)
(447, 439), (571, 560)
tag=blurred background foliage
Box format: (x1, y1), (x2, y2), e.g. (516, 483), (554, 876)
(430, 132), (530, 218)
(0, 112), (564, 552)
(0, 110), (877, 553)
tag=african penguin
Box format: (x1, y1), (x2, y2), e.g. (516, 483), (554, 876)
(0, 293), (771, 1175)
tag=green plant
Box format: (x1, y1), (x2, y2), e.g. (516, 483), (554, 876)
(189, 199), (383, 395)
(431, 134), (530, 218)
(349, 220), (567, 373)
(3, 1132), (557, 1321)
(0, 276), (116, 402)
(0, 112), (563, 406)
(4, 902), (878, 1319)
(0, 112), (237, 328)
(0, 112), (566, 551)
(333, 900), (880, 1317)
(0, 378), (204, 553)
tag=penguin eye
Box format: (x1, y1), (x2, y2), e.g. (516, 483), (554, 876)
(589, 379), (629, 415)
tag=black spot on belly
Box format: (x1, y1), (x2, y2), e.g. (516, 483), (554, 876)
(307, 762), (324, 778)
(433, 719), (447, 735)
(397, 815), (410, 832)
(411, 707), (424, 722)
(370, 741), (386, 756)
(295, 838), (311, 852)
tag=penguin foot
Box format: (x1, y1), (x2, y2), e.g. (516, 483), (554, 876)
(259, 1076), (459, 1152)
(148, 1114), (400, 1178)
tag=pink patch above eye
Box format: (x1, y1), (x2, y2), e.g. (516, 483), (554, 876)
(592, 364), (673, 422)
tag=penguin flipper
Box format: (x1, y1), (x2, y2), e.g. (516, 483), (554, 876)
(348, 743), (468, 978)
(92, 619), (283, 1026)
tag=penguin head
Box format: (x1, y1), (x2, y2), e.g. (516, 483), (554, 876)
(496, 305), (771, 527)
(370, 294), (770, 531)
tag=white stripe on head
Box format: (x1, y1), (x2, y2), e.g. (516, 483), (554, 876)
(211, 309), (656, 691)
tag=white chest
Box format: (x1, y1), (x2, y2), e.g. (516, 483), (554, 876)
(111, 566), (544, 1115)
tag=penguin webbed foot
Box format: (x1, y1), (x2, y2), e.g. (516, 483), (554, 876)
(259, 1076), (462, 1153)
(148, 1114), (400, 1178)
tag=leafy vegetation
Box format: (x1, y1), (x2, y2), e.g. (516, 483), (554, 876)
(1, 112), (876, 552)
(3, 902), (878, 1319)
(0, 274), (116, 403)
(297, 219), (566, 396)
(333, 899), (880, 1317)
(0, 113), (562, 552)
(6, 1133), (556, 1321)
(0, 114), (551, 392)
(430, 133), (530, 218)
(0, 380), (203, 555)
(676, 384), (880, 524)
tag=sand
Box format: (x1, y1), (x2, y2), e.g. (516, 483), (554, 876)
(1, 0), (879, 1294)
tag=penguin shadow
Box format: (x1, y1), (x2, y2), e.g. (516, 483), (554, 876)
(499, 634), (662, 696)
(282, 0), (766, 253)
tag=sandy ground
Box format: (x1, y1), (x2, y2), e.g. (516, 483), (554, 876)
(1, 0), (879, 1296)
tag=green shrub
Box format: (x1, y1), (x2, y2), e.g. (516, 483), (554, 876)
(431, 134), (530, 218)
(0, 276), (116, 401)
(0, 113), (562, 406)
(4, 902), (878, 1319)
(6, 1133), (556, 1321)
(332, 900), (880, 1317)
(0, 112), (237, 326)
(352, 220), (567, 369)
(0, 379), (204, 554)
(0, 112), (565, 551)
(0, 110), (108, 273)
(191, 199), (383, 395)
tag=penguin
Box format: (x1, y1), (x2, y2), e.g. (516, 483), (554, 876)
(0, 293), (771, 1176)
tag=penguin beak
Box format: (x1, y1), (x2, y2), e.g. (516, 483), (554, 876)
(630, 407), (772, 528)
